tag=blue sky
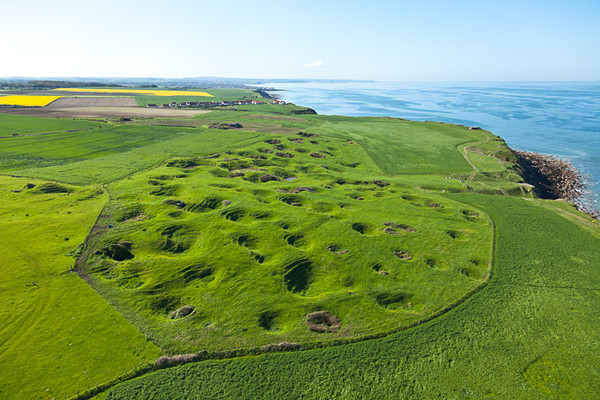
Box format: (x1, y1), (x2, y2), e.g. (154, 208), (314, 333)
(1, 0), (599, 80)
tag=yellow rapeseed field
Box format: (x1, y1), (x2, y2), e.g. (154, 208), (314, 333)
(0, 95), (62, 106)
(54, 88), (214, 97)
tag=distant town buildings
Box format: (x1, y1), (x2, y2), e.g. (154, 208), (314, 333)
(147, 100), (268, 108)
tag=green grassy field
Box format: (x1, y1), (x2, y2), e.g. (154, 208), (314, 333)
(0, 125), (185, 172)
(0, 113), (100, 137)
(0, 176), (160, 399)
(100, 195), (600, 399)
(1, 126), (268, 185)
(313, 118), (479, 174)
(0, 102), (597, 399)
(77, 140), (493, 353)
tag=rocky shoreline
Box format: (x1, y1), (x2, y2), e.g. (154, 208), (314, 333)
(515, 150), (598, 219)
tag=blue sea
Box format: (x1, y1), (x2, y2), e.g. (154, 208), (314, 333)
(265, 81), (600, 208)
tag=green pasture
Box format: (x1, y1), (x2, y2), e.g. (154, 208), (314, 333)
(0, 102), (596, 399)
(78, 135), (493, 352)
(0, 125), (268, 185)
(193, 109), (322, 130)
(101, 195), (600, 399)
(0, 176), (160, 399)
(0, 112), (516, 188)
(0, 113), (100, 137)
(0, 125), (186, 172)
(311, 118), (479, 175)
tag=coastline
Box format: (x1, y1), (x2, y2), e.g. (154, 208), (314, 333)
(263, 81), (600, 206)
(264, 82), (599, 219)
(515, 150), (598, 218)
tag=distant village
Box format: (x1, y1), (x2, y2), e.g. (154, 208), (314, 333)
(146, 99), (287, 108)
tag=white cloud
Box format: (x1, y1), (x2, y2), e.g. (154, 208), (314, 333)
(305, 61), (324, 68)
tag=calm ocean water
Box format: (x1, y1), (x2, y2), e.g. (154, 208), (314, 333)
(265, 81), (600, 207)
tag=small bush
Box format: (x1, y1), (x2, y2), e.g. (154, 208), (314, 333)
(155, 354), (200, 369)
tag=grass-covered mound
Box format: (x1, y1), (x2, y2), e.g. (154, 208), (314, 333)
(78, 133), (493, 352)
(101, 195), (600, 399)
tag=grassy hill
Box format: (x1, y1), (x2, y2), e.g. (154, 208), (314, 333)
(76, 138), (493, 354)
(101, 195), (600, 399)
(0, 96), (597, 399)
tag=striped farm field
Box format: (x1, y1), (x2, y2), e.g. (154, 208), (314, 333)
(54, 88), (213, 97)
(0, 95), (62, 107)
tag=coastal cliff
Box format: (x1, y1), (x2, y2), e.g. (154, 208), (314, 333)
(515, 150), (598, 218)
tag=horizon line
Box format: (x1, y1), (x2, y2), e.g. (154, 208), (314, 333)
(2, 76), (600, 84)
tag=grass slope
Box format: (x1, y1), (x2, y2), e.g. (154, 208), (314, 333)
(2, 127), (266, 185)
(0, 125), (186, 172)
(313, 118), (479, 174)
(0, 176), (160, 399)
(101, 195), (600, 399)
(77, 135), (493, 352)
(0, 113), (99, 137)
(0, 103), (594, 399)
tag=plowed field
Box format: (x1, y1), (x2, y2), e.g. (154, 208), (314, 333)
(47, 97), (138, 107)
